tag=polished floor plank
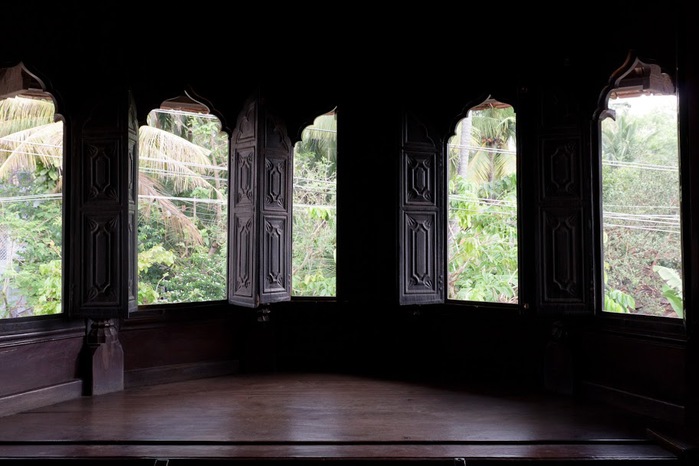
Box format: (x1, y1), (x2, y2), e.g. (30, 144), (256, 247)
(0, 372), (679, 461)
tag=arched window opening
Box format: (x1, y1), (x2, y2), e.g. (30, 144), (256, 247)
(292, 109), (337, 297)
(599, 57), (682, 319)
(137, 93), (228, 305)
(0, 65), (63, 319)
(446, 98), (518, 304)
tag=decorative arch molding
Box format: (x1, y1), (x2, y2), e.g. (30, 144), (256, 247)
(594, 50), (675, 121)
(448, 93), (516, 139)
(0, 62), (68, 123)
(593, 48), (683, 322)
(0, 62), (46, 98)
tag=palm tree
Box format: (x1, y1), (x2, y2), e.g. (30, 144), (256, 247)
(0, 95), (225, 245)
(0, 94), (228, 314)
(464, 103), (516, 189)
(292, 109), (337, 297)
(446, 101), (518, 302)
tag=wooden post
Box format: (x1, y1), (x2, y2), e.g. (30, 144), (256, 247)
(83, 318), (124, 395)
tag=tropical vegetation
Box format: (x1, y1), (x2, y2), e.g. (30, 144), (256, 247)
(0, 90), (682, 319)
(447, 101), (518, 303)
(601, 94), (682, 318)
(0, 93), (339, 318)
(292, 111), (337, 297)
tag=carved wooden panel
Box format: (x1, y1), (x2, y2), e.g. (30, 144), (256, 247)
(402, 212), (440, 296)
(83, 214), (120, 306)
(128, 210), (137, 303)
(399, 112), (444, 305)
(263, 110), (292, 151)
(234, 147), (255, 207)
(541, 137), (582, 199)
(541, 208), (585, 303)
(126, 94), (138, 315)
(232, 212), (256, 301)
(229, 97), (259, 308)
(71, 90), (137, 319)
(235, 101), (257, 142)
(258, 107), (292, 304)
(403, 151), (436, 206)
(84, 139), (120, 203)
(229, 144), (258, 306)
(262, 216), (288, 296)
(534, 83), (593, 317)
(229, 94), (292, 307)
(263, 156), (288, 211)
(128, 134), (137, 204)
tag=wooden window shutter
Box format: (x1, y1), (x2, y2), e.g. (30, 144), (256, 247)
(533, 82), (594, 316)
(229, 93), (292, 307)
(399, 111), (445, 305)
(70, 89), (139, 319)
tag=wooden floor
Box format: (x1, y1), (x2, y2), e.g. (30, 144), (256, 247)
(0, 372), (681, 464)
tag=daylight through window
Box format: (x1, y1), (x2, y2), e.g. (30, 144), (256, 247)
(601, 93), (682, 318)
(137, 105), (228, 305)
(446, 100), (518, 303)
(292, 110), (337, 297)
(0, 93), (63, 319)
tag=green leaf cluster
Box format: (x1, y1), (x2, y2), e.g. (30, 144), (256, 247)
(292, 112), (337, 297)
(601, 96), (683, 318)
(447, 103), (518, 303)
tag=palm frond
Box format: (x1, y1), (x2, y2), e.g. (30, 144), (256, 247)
(139, 126), (224, 197)
(0, 122), (63, 179)
(298, 112), (337, 164)
(138, 175), (204, 246)
(0, 97), (211, 247)
(0, 96), (56, 137)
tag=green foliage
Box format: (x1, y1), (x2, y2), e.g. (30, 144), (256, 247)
(601, 95), (682, 318)
(0, 188), (62, 318)
(137, 109), (228, 305)
(447, 103), (518, 303)
(137, 245), (175, 304)
(603, 263), (636, 314)
(292, 112), (337, 297)
(0, 91), (683, 317)
(0, 95), (64, 318)
(292, 158), (336, 296)
(653, 264), (683, 318)
(158, 248), (227, 303)
(0, 98), (337, 312)
(604, 289), (636, 314)
(448, 173), (518, 302)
